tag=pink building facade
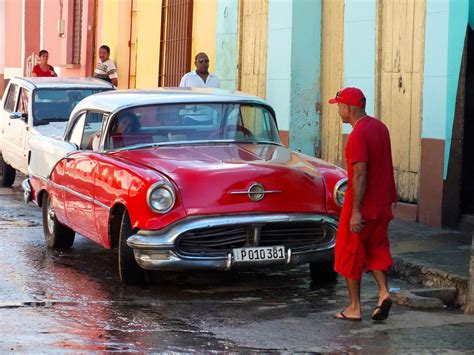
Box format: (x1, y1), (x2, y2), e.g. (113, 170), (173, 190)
(1, 0), (96, 95)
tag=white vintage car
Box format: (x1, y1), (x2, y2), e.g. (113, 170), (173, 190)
(0, 77), (114, 186)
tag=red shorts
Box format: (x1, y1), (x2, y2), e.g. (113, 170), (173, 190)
(334, 204), (393, 280)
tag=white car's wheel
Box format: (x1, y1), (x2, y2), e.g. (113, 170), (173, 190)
(118, 211), (146, 285)
(42, 193), (75, 249)
(0, 155), (16, 187)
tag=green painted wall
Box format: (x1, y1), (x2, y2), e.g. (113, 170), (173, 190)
(266, 0), (321, 156)
(215, 0), (238, 90)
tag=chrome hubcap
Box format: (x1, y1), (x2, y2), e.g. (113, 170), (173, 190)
(47, 202), (55, 234)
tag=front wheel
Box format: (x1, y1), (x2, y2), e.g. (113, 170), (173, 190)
(0, 155), (16, 187)
(118, 211), (146, 285)
(309, 261), (338, 283)
(42, 193), (75, 249)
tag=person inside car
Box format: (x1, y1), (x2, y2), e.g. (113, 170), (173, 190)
(109, 112), (142, 148)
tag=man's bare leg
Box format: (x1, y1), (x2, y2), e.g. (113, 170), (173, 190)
(372, 270), (390, 304)
(335, 278), (362, 319)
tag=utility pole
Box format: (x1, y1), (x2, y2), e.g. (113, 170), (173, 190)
(466, 232), (474, 314)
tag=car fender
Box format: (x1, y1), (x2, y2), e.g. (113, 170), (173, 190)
(29, 135), (77, 178)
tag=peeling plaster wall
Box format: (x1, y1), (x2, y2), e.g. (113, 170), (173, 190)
(342, 0), (376, 135)
(288, 0), (321, 156)
(266, 0), (321, 156)
(266, 0), (292, 132)
(215, 0), (238, 90)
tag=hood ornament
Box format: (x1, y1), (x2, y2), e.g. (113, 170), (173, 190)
(229, 183), (281, 201)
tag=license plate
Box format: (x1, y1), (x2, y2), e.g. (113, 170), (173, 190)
(233, 246), (285, 263)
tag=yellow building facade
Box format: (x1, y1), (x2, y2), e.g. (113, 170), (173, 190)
(96, 0), (216, 89)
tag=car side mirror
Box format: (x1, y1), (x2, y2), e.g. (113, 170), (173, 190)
(9, 112), (23, 120)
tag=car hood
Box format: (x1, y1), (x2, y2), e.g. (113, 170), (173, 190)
(32, 121), (68, 138)
(114, 144), (338, 215)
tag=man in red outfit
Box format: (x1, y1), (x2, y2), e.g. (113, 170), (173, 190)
(328, 87), (397, 321)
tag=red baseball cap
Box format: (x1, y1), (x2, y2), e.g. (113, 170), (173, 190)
(328, 87), (366, 107)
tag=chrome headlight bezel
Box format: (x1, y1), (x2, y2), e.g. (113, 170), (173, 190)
(146, 181), (176, 214)
(333, 177), (348, 208)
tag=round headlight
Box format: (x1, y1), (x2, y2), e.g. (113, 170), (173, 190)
(147, 181), (176, 213)
(333, 177), (348, 208)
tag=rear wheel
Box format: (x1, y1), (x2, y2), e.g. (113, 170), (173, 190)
(42, 193), (75, 249)
(118, 211), (146, 285)
(309, 261), (338, 283)
(0, 155), (16, 187)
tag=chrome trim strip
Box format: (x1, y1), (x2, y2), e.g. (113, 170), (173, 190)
(22, 179), (32, 204)
(228, 190), (281, 195)
(32, 174), (111, 211)
(132, 246), (334, 271)
(127, 213), (338, 250)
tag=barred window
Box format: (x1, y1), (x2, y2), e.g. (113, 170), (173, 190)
(72, 0), (83, 64)
(158, 0), (193, 87)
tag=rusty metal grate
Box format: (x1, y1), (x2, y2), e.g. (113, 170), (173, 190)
(158, 0), (193, 87)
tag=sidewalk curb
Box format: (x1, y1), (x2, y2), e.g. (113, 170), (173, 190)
(390, 256), (468, 308)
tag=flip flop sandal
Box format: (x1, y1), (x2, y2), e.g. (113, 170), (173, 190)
(334, 310), (362, 322)
(372, 298), (393, 321)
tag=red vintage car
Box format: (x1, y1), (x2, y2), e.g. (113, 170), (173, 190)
(25, 88), (347, 284)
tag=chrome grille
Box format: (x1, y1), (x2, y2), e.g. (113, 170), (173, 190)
(176, 222), (335, 257)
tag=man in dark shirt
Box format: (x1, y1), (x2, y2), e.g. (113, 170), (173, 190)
(328, 87), (397, 321)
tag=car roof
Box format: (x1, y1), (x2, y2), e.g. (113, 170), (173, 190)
(9, 76), (115, 90)
(72, 88), (270, 114)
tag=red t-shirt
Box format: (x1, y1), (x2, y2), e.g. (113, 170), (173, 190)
(32, 64), (55, 77)
(344, 116), (397, 219)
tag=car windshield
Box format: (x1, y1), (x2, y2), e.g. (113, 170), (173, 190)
(105, 103), (281, 150)
(32, 88), (111, 124)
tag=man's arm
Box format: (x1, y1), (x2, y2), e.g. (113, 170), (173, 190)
(350, 161), (367, 233)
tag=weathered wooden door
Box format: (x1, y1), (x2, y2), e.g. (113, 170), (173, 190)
(376, 0), (425, 203)
(238, 0), (268, 98)
(320, 0), (345, 167)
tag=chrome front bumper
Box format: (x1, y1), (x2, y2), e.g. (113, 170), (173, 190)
(127, 213), (337, 271)
(22, 179), (32, 204)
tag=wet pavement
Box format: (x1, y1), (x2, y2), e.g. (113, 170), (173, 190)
(0, 176), (473, 352)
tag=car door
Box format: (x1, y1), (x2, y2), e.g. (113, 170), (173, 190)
(1, 83), (27, 171)
(16, 87), (32, 173)
(62, 111), (106, 243)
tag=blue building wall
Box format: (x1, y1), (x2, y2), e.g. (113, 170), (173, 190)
(266, 0), (321, 155)
(423, 0), (470, 178)
(289, 0), (321, 155)
(215, 0), (239, 90)
(342, 0), (376, 134)
(266, 0), (293, 131)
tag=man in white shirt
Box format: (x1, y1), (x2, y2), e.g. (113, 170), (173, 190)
(94, 45), (118, 86)
(179, 52), (220, 88)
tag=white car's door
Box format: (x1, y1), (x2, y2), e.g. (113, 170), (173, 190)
(1, 83), (29, 173)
